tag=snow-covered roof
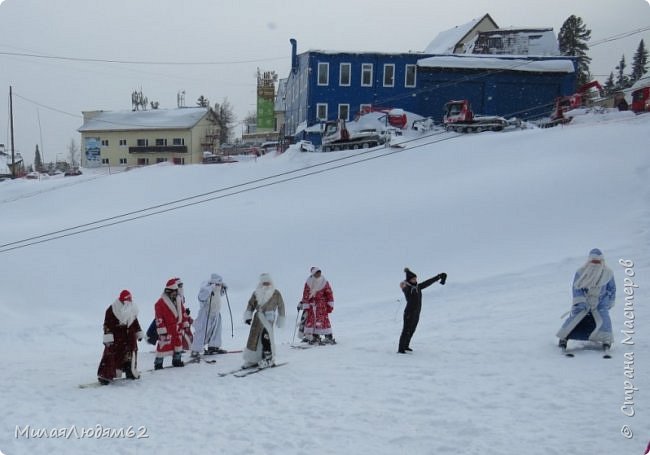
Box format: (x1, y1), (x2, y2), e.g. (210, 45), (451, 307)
(424, 15), (496, 54)
(78, 107), (212, 132)
(418, 55), (575, 73)
(630, 76), (650, 91)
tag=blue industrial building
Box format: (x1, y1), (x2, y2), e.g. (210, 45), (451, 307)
(281, 38), (577, 145)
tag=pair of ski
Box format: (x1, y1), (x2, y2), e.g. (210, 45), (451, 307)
(562, 346), (611, 359)
(218, 362), (288, 378)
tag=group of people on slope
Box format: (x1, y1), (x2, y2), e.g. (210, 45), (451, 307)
(96, 248), (618, 385)
(96, 267), (336, 385)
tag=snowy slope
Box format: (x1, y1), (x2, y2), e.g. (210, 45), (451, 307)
(0, 114), (649, 454)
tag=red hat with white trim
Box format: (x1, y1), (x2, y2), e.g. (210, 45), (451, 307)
(165, 278), (179, 290)
(119, 290), (132, 302)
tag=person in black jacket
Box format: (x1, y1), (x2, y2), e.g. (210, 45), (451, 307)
(398, 267), (447, 354)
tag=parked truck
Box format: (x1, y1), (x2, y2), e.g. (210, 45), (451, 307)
(442, 100), (518, 133)
(321, 119), (387, 152)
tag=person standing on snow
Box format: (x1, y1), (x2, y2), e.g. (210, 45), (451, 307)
(154, 278), (185, 369)
(556, 248), (616, 352)
(299, 266), (336, 345)
(174, 277), (194, 352)
(398, 267), (447, 354)
(191, 273), (228, 358)
(243, 273), (286, 368)
(97, 290), (144, 385)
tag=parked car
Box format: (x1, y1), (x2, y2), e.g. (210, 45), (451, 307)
(64, 168), (82, 177)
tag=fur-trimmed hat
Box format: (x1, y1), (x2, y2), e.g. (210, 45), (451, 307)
(119, 290), (132, 302)
(165, 278), (179, 290)
(259, 273), (273, 284)
(310, 266), (321, 275)
(404, 267), (417, 281)
(588, 248), (604, 261)
(209, 273), (223, 285)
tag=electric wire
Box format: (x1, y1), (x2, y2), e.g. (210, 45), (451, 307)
(0, 129), (456, 254)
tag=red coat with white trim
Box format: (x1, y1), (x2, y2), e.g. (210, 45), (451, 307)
(301, 280), (334, 335)
(97, 300), (143, 381)
(154, 292), (183, 356)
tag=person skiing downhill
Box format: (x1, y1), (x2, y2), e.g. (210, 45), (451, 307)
(97, 290), (144, 385)
(299, 266), (336, 345)
(398, 267), (447, 354)
(191, 273), (228, 358)
(242, 273), (286, 368)
(556, 248), (616, 353)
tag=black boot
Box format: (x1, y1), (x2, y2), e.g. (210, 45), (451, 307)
(154, 357), (164, 370)
(172, 352), (184, 367)
(124, 361), (136, 379)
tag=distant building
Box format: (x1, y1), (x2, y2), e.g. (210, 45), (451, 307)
(280, 15), (575, 145)
(77, 107), (219, 168)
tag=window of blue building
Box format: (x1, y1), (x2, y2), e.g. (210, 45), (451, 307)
(383, 64), (395, 87)
(340, 63), (351, 86)
(405, 65), (417, 88)
(338, 104), (350, 121)
(317, 103), (328, 121)
(318, 62), (329, 85)
(361, 63), (373, 87)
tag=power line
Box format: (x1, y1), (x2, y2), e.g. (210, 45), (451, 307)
(0, 130), (457, 254)
(0, 50), (287, 66)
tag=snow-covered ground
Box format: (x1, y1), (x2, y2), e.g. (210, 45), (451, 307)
(0, 113), (649, 454)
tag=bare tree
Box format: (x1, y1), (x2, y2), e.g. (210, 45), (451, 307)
(67, 138), (80, 167)
(214, 98), (236, 144)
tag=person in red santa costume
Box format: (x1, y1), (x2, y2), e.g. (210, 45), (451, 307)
(154, 278), (185, 370)
(300, 266), (336, 345)
(97, 290), (144, 385)
(174, 277), (194, 352)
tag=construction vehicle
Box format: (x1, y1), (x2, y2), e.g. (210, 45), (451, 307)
(442, 100), (516, 133)
(358, 106), (408, 129)
(545, 80), (605, 126)
(321, 119), (387, 152)
(631, 77), (650, 113)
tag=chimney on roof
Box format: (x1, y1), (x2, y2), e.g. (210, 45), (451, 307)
(290, 38), (298, 74)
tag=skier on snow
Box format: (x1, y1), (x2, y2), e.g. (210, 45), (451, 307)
(175, 277), (194, 352)
(153, 278), (185, 369)
(97, 290), (144, 385)
(191, 273), (228, 358)
(556, 248), (616, 352)
(243, 273), (286, 368)
(299, 266), (336, 345)
(398, 267), (447, 354)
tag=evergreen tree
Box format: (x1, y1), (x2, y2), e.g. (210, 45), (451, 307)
(214, 98), (236, 144)
(630, 39), (648, 83)
(558, 15), (592, 86)
(615, 55), (631, 89)
(603, 72), (616, 95)
(196, 95), (210, 108)
(33, 145), (43, 173)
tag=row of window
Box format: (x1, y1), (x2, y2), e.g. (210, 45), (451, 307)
(99, 138), (186, 147)
(317, 63), (417, 88)
(99, 157), (185, 165)
(316, 103), (377, 122)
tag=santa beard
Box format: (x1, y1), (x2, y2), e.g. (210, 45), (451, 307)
(254, 285), (275, 306)
(111, 299), (139, 326)
(574, 262), (612, 290)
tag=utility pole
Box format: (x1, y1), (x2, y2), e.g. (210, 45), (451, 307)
(9, 85), (16, 179)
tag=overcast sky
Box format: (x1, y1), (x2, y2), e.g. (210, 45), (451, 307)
(1, 0), (649, 164)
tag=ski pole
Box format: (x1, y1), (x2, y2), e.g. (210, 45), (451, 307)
(291, 303), (301, 344)
(225, 288), (234, 337)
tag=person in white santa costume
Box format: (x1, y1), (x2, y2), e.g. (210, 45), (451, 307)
(97, 290), (144, 385)
(154, 278), (185, 370)
(557, 248), (616, 351)
(299, 266), (336, 345)
(191, 273), (228, 358)
(243, 273), (286, 368)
